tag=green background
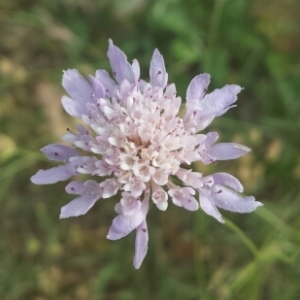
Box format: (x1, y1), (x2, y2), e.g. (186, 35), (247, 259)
(1, 0), (300, 299)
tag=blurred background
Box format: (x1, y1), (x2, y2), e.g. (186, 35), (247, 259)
(1, 0), (300, 299)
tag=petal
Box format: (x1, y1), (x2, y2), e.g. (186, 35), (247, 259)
(172, 96), (182, 114)
(31, 165), (74, 185)
(210, 143), (251, 160)
(95, 70), (117, 97)
(65, 181), (85, 194)
(106, 210), (145, 240)
(156, 200), (168, 211)
(186, 74), (210, 103)
(107, 39), (135, 84)
(152, 169), (168, 186)
(61, 132), (78, 144)
(164, 83), (177, 99)
(41, 144), (78, 162)
(61, 95), (86, 118)
(133, 220), (149, 269)
(121, 199), (142, 217)
(131, 59), (140, 82)
(62, 69), (93, 104)
(200, 84), (242, 116)
(193, 114), (215, 131)
(181, 195), (199, 211)
(88, 75), (105, 98)
(211, 173), (243, 193)
(211, 185), (263, 213)
(100, 179), (120, 198)
(118, 79), (132, 100)
(81, 180), (101, 197)
(199, 193), (224, 223)
(150, 49), (168, 88)
(204, 132), (219, 146)
(60, 195), (99, 218)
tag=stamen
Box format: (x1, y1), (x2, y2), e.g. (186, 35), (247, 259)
(66, 128), (78, 137)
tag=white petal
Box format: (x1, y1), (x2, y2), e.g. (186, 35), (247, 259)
(152, 169), (169, 186)
(133, 220), (148, 269)
(102, 106), (116, 120)
(156, 200), (168, 211)
(60, 195), (98, 218)
(100, 179), (120, 198)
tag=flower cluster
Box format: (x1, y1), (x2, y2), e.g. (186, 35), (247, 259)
(31, 40), (262, 269)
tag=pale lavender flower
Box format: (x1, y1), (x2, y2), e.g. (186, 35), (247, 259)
(31, 40), (262, 269)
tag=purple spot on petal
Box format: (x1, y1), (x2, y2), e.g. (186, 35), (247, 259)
(142, 228), (147, 232)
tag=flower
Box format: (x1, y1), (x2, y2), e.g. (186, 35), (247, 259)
(31, 39), (263, 269)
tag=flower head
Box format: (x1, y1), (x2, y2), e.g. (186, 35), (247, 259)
(31, 39), (262, 269)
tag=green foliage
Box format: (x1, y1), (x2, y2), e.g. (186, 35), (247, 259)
(1, 0), (300, 299)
